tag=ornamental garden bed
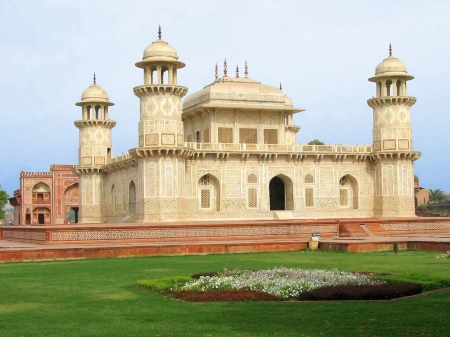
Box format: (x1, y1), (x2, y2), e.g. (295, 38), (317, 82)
(137, 267), (450, 302)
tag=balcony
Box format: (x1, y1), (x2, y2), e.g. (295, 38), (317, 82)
(184, 142), (372, 154)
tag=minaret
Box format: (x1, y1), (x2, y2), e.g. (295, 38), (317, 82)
(367, 45), (421, 217)
(130, 27), (189, 221)
(74, 74), (116, 223)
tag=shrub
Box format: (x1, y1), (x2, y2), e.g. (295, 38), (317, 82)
(437, 251), (450, 259)
(415, 204), (427, 212)
(191, 271), (219, 279)
(164, 290), (280, 302)
(137, 276), (193, 293)
(298, 283), (421, 301)
(380, 273), (450, 291)
(393, 242), (399, 255)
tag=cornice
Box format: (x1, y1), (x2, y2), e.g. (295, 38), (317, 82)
(367, 96), (416, 108)
(133, 85), (188, 98)
(370, 151), (421, 162)
(74, 120), (116, 129)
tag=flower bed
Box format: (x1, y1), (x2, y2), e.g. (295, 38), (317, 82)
(298, 283), (422, 301)
(164, 289), (279, 302)
(181, 268), (384, 299)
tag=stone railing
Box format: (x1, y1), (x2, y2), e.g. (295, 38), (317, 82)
(109, 152), (131, 164)
(428, 200), (450, 206)
(184, 143), (372, 153)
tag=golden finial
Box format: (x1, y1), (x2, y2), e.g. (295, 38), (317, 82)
(244, 60), (248, 77)
(279, 83), (282, 91)
(215, 63), (218, 80)
(389, 43), (392, 56)
(224, 59), (228, 77)
(93, 72), (96, 85)
(158, 25), (162, 40)
(236, 65), (239, 78)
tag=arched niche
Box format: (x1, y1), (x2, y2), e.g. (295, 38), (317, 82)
(338, 174), (358, 209)
(198, 174), (220, 211)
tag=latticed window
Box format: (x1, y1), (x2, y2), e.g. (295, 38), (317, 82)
(239, 128), (257, 144)
(186, 134), (192, 142)
(203, 128), (210, 143)
(339, 189), (349, 207)
(264, 129), (278, 144)
(304, 174), (314, 184)
(248, 174), (257, 184)
(218, 127), (233, 143)
(200, 189), (211, 208)
(305, 188), (314, 207)
(248, 188), (258, 208)
(200, 176), (210, 186)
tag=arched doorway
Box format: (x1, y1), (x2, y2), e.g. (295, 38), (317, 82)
(64, 183), (79, 223)
(269, 175), (294, 211)
(270, 176), (285, 210)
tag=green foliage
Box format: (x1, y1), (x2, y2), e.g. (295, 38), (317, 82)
(380, 273), (450, 291)
(308, 139), (325, 145)
(136, 276), (192, 293)
(415, 204), (428, 212)
(0, 189), (9, 219)
(429, 188), (446, 201)
(393, 242), (399, 255)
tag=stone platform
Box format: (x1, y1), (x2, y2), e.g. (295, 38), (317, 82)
(0, 217), (449, 262)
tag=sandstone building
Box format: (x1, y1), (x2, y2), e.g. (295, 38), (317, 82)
(11, 31), (421, 225)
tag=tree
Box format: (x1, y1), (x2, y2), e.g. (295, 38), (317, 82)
(0, 189), (9, 220)
(308, 139), (325, 145)
(429, 189), (446, 202)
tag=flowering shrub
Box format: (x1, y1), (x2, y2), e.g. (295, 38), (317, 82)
(298, 283), (422, 301)
(181, 268), (384, 299)
(164, 290), (279, 302)
(437, 251), (450, 259)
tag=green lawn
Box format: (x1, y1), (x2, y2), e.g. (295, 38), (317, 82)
(0, 250), (449, 337)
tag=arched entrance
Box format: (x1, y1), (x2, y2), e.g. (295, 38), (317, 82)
(64, 183), (79, 223)
(270, 176), (285, 210)
(269, 175), (294, 211)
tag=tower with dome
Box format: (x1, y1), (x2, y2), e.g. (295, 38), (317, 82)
(368, 44), (420, 216)
(9, 30), (422, 226)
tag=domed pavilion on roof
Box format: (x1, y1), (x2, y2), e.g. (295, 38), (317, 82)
(10, 30), (422, 227)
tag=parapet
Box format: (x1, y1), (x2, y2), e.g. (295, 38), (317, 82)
(20, 171), (52, 177)
(50, 165), (75, 171)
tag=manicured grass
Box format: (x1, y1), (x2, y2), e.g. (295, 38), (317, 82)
(0, 250), (449, 337)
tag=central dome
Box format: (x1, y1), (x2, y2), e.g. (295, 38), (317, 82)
(183, 76), (302, 113)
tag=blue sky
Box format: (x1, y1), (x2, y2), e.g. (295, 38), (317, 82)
(1, 0), (449, 196)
